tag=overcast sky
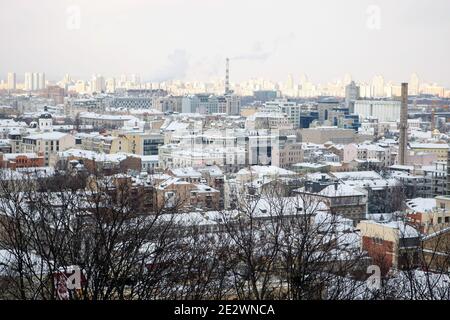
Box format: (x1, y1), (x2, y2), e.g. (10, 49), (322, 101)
(1, 0), (449, 85)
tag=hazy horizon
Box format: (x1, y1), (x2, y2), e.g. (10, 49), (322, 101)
(1, 0), (450, 86)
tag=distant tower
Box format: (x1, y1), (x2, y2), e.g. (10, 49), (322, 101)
(225, 57), (230, 95)
(345, 81), (360, 113)
(7, 72), (16, 90)
(431, 107), (436, 132)
(39, 107), (53, 132)
(398, 83), (408, 165)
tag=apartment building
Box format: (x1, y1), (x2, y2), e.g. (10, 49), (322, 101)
(21, 132), (75, 166)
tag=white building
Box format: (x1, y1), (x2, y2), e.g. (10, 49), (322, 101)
(21, 132), (76, 165)
(7, 72), (16, 90)
(264, 99), (301, 128)
(354, 100), (401, 122)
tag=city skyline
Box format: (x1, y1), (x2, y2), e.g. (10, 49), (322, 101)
(1, 0), (450, 86)
(2, 70), (448, 87)
(2, 70), (449, 99)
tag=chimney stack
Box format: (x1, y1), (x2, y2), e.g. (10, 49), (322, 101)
(225, 57), (230, 95)
(399, 83), (408, 165)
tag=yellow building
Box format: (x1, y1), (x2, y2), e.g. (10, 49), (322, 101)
(406, 197), (450, 235)
(409, 143), (449, 161)
(109, 134), (133, 154)
(111, 132), (164, 156)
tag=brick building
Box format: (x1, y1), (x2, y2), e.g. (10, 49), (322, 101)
(0, 152), (45, 170)
(358, 220), (420, 274)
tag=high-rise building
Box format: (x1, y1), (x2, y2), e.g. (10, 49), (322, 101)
(38, 72), (46, 90)
(106, 78), (116, 93)
(345, 81), (360, 113)
(63, 74), (72, 83)
(371, 75), (385, 98)
(91, 74), (106, 93)
(182, 94), (240, 115)
(343, 73), (352, 86)
(299, 74), (308, 85)
(226, 95), (241, 115)
(24, 72), (33, 91)
(32, 73), (39, 90)
(264, 99), (301, 128)
(60, 74), (73, 91)
(30, 72), (46, 90)
(7, 72), (16, 90)
(130, 74), (140, 86)
(75, 80), (88, 94)
(409, 73), (420, 96)
(286, 74), (294, 90)
(46, 85), (66, 104)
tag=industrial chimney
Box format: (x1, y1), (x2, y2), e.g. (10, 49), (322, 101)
(398, 82), (408, 165)
(225, 57), (230, 95)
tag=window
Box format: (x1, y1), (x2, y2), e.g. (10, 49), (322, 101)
(372, 237), (383, 245)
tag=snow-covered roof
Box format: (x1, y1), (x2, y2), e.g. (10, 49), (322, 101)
(237, 165), (296, 176)
(305, 172), (333, 181)
(157, 177), (191, 190)
(317, 184), (366, 197)
(406, 198), (436, 213)
(193, 184), (219, 193)
(363, 220), (420, 238)
(409, 130), (432, 140)
(292, 162), (329, 169)
(79, 112), (138, 121)
(0, 167), (55, 180)
(2, 153), (41, 160)
(357, 144), (386, 152)
(343, 178), (400, 190)
(410, 143), (449, 149)
(296, 183), (366, 198)
(389, 164), (414, 171)
(354, 158), (381, 163)
(170, 167), (202, 178)
(163, 121), (190, 132)
(129, 108), (164, 115)
(196, 165), (223, 177)
(159, 196), (329, 227)
(422, 226), (450, 241)
(59, 148), (137, 163)
(25, 131), (69, 140)
(138, 155), (159, 162)
(332, 171), (382, 181)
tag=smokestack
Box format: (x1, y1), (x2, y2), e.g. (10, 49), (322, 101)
(399, 82), (408, 165)
(431, 107), (436, 132)
(225, 57), (230, 95)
